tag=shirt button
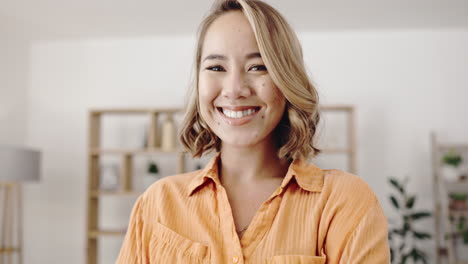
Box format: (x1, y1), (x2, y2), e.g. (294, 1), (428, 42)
(232, 256), (240, 263)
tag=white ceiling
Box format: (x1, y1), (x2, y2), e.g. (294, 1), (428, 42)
(1, 0), (467, 40)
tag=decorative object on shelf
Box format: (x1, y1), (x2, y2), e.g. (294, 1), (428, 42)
(449, 193), (468, 211)
(161, 114), (176, 151)
(87, 108), (186, 264)
(142, 124), (148, 149)
(431, 133), (468, 263)
(99, 163), (119, 190)
(441, 150), (463, 182)
(387, 177), (432, 264)
(450, 211), (468, 261)
(0, 144), (41, 264)
(142, 160), (160, 189)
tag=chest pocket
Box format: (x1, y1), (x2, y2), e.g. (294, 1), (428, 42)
(150, 223), (210, 264)
(268, 255), (326, 264)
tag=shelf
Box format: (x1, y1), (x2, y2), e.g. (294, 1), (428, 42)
(445, 181), (468, 193)
(87, 107), (189, 264)
(0, 247), (20, 254)
(90, 108), (182, 115)
(88, 229), (126, 238)
(89, 148), (181, 156)
(449, 209), (468, 218)
(90, 190), (141, 198)
(432, 133), (468, 264)
(438, 144), (468, 152)
(319, 105), (354, 112)
(320, 148), (353, 154)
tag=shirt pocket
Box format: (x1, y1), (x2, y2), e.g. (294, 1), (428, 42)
(268, 255), (326, 264)
(150, 222), (210, 264)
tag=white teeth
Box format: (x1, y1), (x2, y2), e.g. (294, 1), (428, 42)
(222, 108), (257, 119)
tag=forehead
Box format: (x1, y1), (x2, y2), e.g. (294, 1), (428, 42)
(202, 11), (260, 56)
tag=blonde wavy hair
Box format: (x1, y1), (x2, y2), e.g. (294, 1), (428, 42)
(179, 0), (321, 160)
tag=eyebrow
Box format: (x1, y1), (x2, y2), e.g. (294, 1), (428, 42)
(202, 52), (262, 62)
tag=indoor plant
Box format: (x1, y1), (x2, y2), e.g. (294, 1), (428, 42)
(441, 150), (463, 182)
(449, 193), (468, 211)
(448, 193), (468, 260)
(388, 177), (432, 264)
(142, 160), (160, 189)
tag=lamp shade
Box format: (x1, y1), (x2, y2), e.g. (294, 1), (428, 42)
(0, 145), (41, 182)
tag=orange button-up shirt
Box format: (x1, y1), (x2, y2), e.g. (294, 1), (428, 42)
(117, 154), (390, 263)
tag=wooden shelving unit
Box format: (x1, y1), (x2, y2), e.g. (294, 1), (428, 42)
(316, 105), (357, 174)
(86, 108), (186, 264)
(432, 133), (468, 264)
(85, 105), (357, 264)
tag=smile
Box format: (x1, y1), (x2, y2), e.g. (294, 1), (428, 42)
(216, 106), (261, 125)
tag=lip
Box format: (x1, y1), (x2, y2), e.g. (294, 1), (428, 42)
(216, 106), (261, 126)
(217, 105), (260, 111)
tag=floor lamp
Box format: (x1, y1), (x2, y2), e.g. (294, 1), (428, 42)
(0, 145), (41, 264)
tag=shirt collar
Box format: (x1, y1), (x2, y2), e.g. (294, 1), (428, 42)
(188, 153), (324, 196)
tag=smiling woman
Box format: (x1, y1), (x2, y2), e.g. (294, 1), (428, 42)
(116, 1), (390, 263)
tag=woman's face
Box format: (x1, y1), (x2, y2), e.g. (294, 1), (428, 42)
(198, 11), (286, 149)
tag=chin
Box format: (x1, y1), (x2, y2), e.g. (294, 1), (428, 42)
(218, 133), (267, 149)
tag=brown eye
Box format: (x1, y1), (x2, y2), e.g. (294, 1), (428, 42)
(206, 65), (225, 72)
(249, 65), (267, 71)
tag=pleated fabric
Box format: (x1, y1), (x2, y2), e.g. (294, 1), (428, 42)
(116, 153), (390, 264)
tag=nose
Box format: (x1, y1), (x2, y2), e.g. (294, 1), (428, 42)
(221, 71), (251, 99)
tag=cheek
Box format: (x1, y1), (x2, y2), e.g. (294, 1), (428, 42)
(257, 77), (286, 109)
(198, 76), (219, 109)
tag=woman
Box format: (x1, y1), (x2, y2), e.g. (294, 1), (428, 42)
(117, 0), (390, 263)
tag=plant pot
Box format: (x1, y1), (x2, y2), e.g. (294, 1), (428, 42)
(449, 200), (467, 211)
(442, 165), (460, 182)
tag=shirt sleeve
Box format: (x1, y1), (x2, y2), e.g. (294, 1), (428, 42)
(340, 201), (391, 264)
(116, 195), (151, 264)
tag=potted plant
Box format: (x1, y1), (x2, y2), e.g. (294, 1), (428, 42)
(450, 211), (468, 260)
(388, 177), (432, 264)
(442, 150), (463, 182)
(142, 160), (160, 189)
(449, 193), (468, 211)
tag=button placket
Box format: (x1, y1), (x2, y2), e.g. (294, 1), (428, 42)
(216, 185), (244, 263)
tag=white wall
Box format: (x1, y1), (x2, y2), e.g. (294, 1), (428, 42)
(0, 15), (29, 145)
(24, 30), (468, 263)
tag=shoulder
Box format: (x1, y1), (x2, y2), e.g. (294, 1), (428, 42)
(318, 169), (380, 232)
(142, 170), (200, 199)
(321, 169), (378, 207)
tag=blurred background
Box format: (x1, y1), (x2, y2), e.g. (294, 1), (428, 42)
(0, 0), (467, 263)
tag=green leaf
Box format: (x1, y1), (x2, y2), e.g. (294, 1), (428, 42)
(409, 211), (431, 220)
(147, 161), (159, 174)
(414, 248), (428, 264)
(390, 247), (394, 263)
(413, 231), (431, 240)
(389, 177), (405, 194)
(411, 251), (420, 262)
(399, 242), (405, 252)
(390, 195), (400, 209)
(463, 230), (468, 244)
(442, 150), (463, 167)
(401, 252), (411, 264)
(406, 196), (416, 209)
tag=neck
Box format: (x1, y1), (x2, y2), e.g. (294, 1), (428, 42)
(219, 137), (290, 185)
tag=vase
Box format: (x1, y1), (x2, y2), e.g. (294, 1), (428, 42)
(442, 165), (460, 182)
(161, 115), (175, 151)
(100, 164), (119, 190)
